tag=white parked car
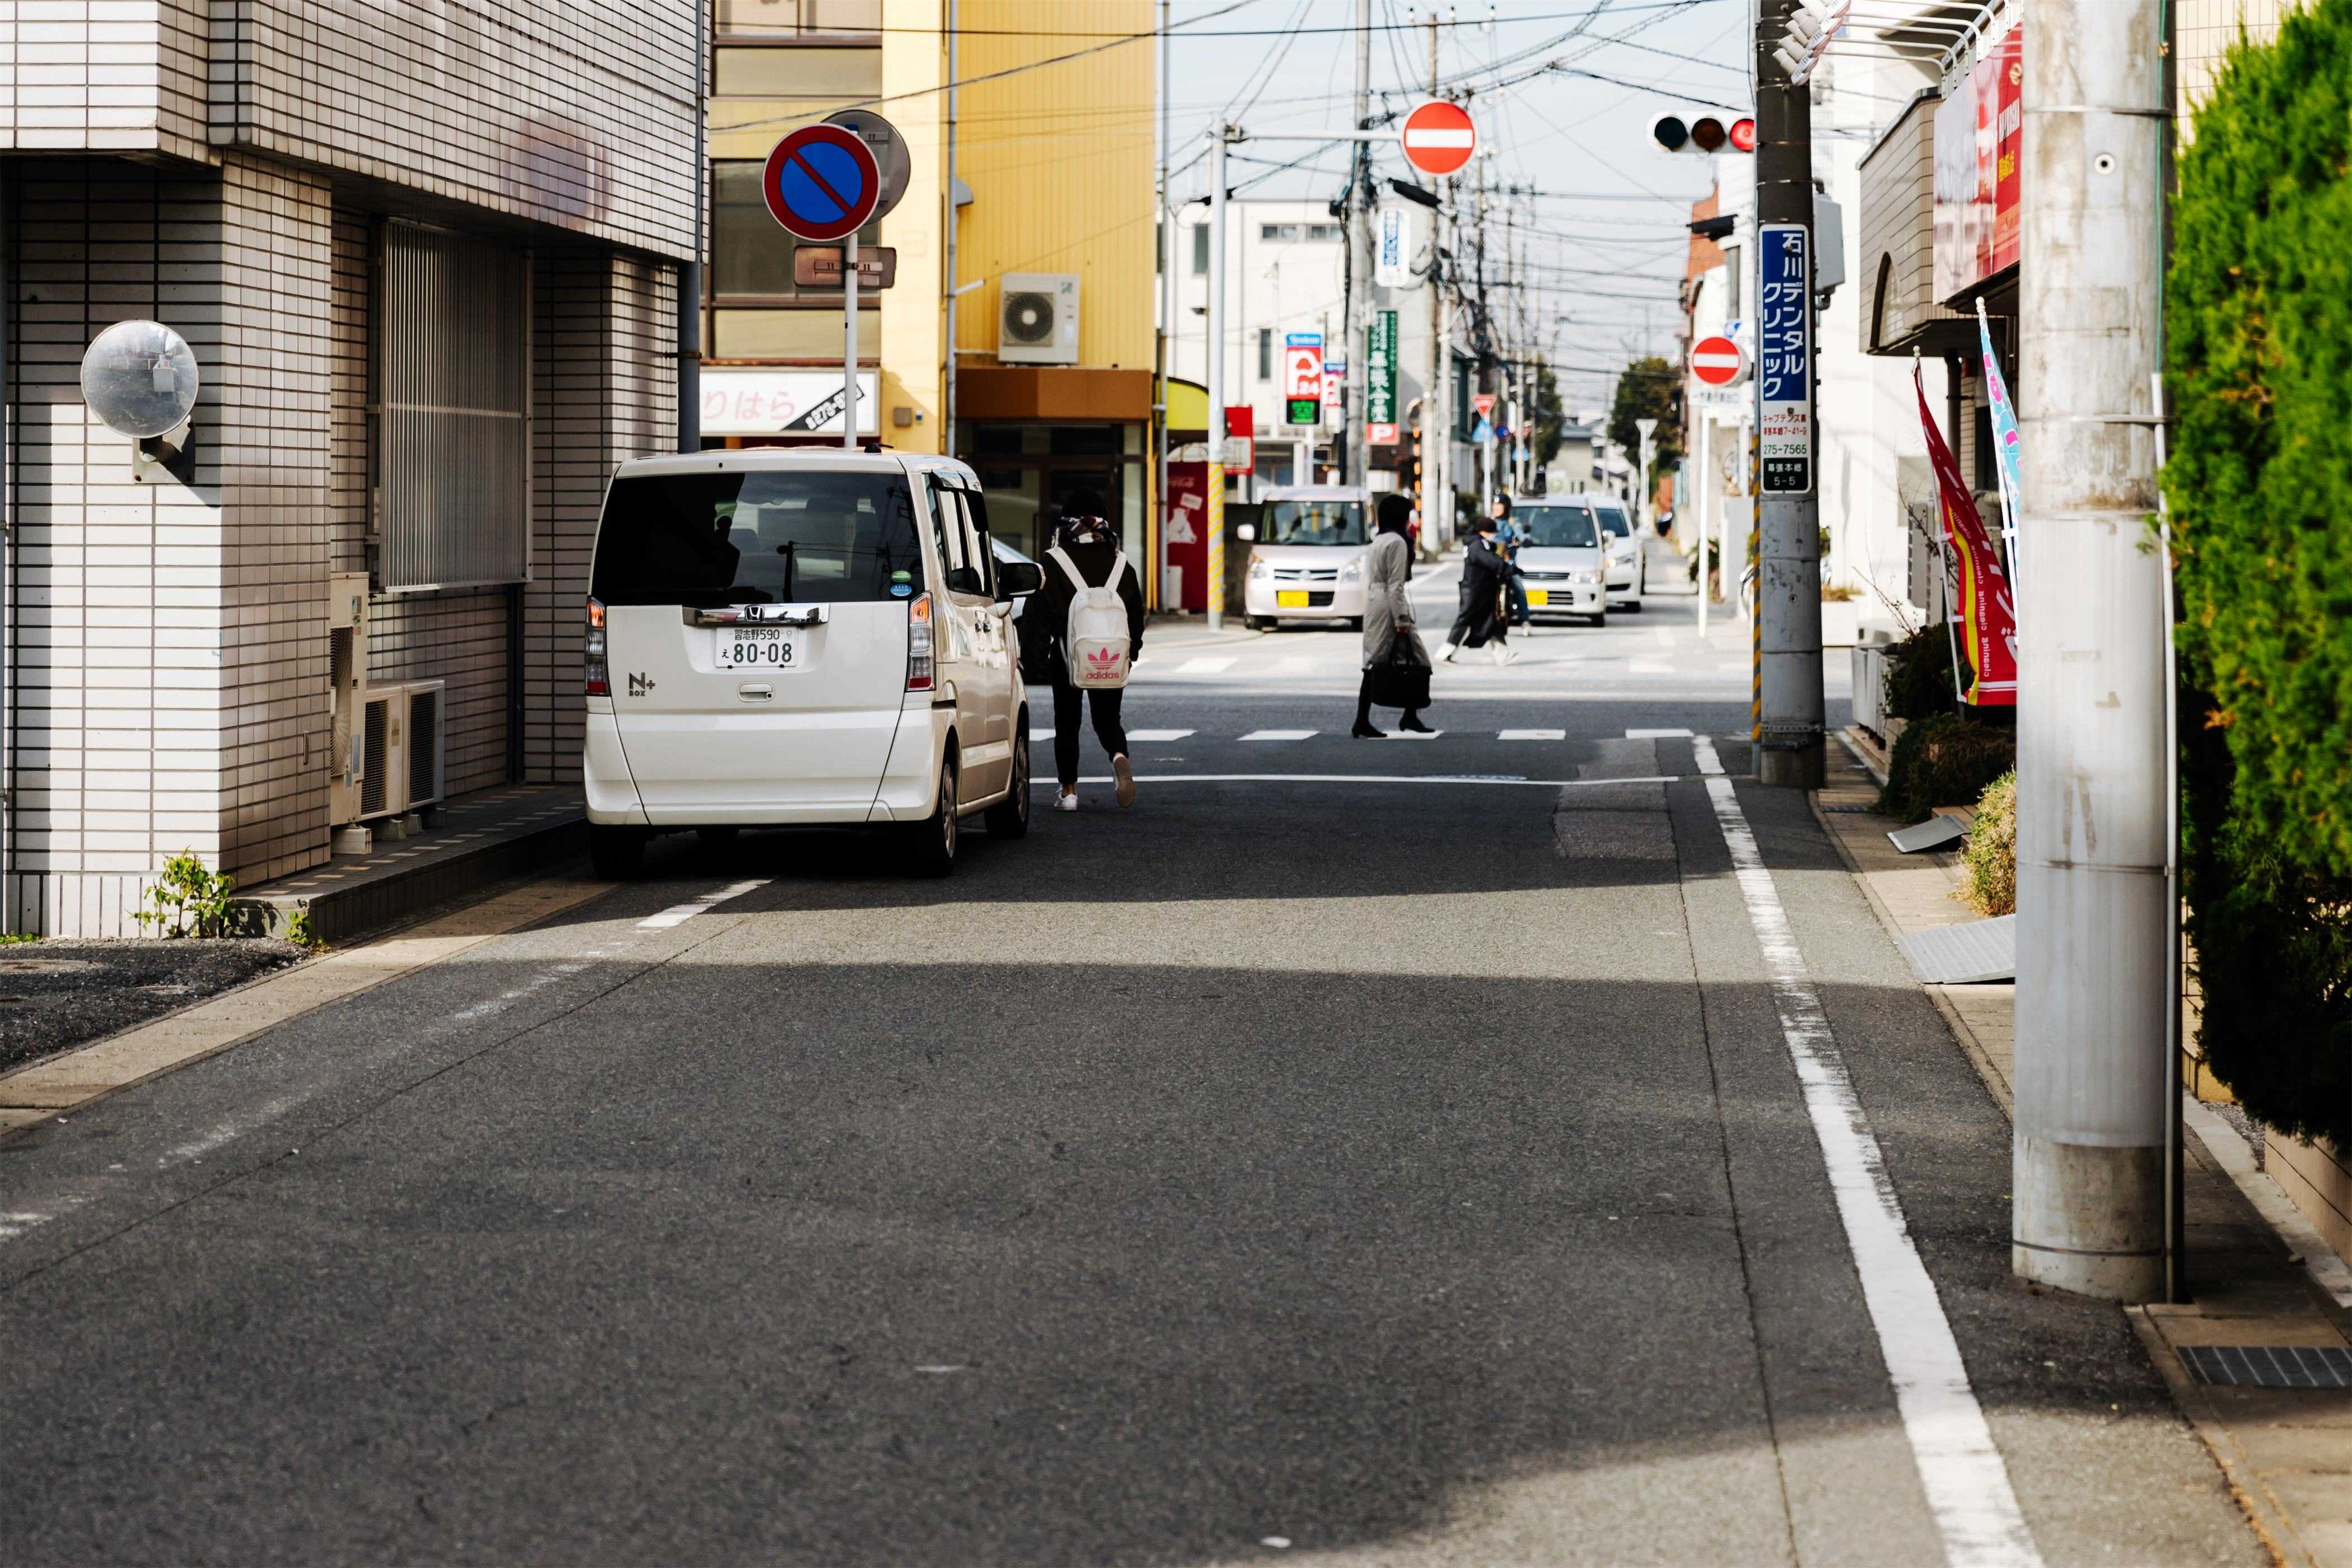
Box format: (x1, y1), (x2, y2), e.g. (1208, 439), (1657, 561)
(582, 449), (1042, 878)
(1242, 485), (1371, 631)
(1509, 496), (1610, 626)
(1595, 496), (1646, 610)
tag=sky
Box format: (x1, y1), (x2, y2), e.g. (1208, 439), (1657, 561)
(1157, 0), (1756, 414)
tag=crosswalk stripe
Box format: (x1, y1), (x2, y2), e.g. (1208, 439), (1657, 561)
(1499, 728), (1566, 740)
(1380, 730), (1442, 740)
(1175, 657), (1236, 674)
(1240, 729), (1317, 741)
(1127, 729), (1194, 742)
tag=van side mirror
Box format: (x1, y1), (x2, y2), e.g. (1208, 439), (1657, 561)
(1236, 523), (1256, 542)
(996, 559), (1043, 600)
(947, 566), (985, 596)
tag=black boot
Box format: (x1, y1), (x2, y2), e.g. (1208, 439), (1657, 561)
(1398, 710), (1435, 734)
(1353, 675), (1385, 738)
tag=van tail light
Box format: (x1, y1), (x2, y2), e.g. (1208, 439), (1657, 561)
(585, 598), (609, 696)
(906, 592), (935, 691)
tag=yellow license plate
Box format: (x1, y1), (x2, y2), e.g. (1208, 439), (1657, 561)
(1276, 590), (1309, 608)
(1526, 589), (1550, 607)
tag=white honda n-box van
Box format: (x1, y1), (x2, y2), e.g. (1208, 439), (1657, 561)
(582, 450), (1040, 878)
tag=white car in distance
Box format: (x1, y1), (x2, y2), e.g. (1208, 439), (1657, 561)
(1509, 496), (1611, 627)
(582, 450), (1040, 879)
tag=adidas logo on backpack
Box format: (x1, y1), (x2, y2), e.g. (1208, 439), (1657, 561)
(1049, 545), (1132, 689)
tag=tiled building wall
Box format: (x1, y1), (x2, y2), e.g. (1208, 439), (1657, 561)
(7, 153), (334, 933)
(0, 0), (210, 159)
(207, 0), (697, 258)
(524, 251), (677, 785)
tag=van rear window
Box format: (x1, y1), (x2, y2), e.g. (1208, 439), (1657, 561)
(591, 470), (924, 606)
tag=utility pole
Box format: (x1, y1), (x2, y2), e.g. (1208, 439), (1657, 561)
(1347, 0), (1372, 491)
(2012, 0), (2171, 1302)
(677, 3), (706, 451)
(1752, 0), (1824, 788)
(1206, 127), (1231, 632)
(1154, 0), (1169, 608)
(944, 0), (960, 451)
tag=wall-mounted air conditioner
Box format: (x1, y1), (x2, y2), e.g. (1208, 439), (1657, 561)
(356, 679), (447, 822)
(404, 679), (446, 811)
(998, 273), (1080, 365)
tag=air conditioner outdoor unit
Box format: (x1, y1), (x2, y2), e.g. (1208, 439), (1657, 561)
(998, 272), (1080, 365)
(359, 689), (403, 821)
(327, 572), (370, 827)
(404, 678), (446, 811)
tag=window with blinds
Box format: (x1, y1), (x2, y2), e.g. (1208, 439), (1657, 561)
(378, 221), (530, 590)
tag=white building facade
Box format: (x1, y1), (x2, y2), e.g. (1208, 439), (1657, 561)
(1, 1), (701, 934)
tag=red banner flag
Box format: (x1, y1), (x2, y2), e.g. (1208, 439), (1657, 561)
(1915, 368), (2018, 706)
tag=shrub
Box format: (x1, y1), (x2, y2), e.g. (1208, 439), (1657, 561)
(1882, 626), (1968, 723)
(134, 851), (237, 939)
(1880, 713), (2015, 825)
(1959, 771), (2016, 917)
(2166, 0), (2352, 1144)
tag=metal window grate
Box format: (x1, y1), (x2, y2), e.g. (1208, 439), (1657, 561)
(2180, 1345), (2352, 1388)
(379, 221), (530, 591)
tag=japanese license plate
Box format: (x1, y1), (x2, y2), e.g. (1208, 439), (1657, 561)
(1526, 589), (1550, 607)
(721, 626), (803, 669)
(1275, 590), (1309, 608)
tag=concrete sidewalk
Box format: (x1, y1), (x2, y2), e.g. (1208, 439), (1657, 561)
(1816, 751), (2352, 1566)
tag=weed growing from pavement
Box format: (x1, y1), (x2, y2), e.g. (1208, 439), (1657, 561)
(135, 852), (237, 939)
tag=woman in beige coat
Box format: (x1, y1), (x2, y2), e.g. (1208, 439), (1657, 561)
(1353, 493), (1435, 738)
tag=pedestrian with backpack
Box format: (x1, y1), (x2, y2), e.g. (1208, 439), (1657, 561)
(1038, 491), (1145, 811)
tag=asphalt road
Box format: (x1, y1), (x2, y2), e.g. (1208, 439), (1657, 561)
(0, 566), (2262, 1565)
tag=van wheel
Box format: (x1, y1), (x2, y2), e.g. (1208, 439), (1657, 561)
(1245, 615), (1273, 631)
(589, 824), (646, 879)
(1588, 612), (1608, 628)
(984, 720), (1032, 839)
(904, 758), (959, 876)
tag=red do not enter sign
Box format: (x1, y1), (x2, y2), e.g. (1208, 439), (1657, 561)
(763, 124), (881, 242)
(1691, 335), (1746, 387)
(1401, 101), (1476, 176)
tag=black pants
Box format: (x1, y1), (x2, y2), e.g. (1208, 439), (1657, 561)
(1052, 681), (1127, 787)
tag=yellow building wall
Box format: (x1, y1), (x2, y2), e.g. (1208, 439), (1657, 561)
(951, 0), (1157, 374)
(881, 0), (948, 451)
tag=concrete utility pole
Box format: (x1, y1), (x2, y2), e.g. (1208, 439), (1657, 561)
(677, 4), (706, 451)
(1635, 416), (1658, 531)
(1347, 0), (1372, 490)
(1154, 0), (1169, 604)
(1752, 0), (1824, 788)
(2012, 0), (2171, 1302)
(1205, 127), (1230, 632)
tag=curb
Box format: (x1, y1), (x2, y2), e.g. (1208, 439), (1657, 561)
(230, 816), (586, 944)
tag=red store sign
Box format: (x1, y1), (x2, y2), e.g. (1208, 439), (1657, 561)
(1933, 21), (2022, 303)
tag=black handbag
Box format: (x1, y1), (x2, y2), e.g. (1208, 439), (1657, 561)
(1368, 645), (1431, 709)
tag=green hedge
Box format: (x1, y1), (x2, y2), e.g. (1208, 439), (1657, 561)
(1880, 714), (2014, 825)
(1882, 626), (1968, 724)
(2166, 0), (2352, 1146)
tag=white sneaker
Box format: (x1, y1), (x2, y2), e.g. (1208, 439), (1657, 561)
(1054, 790), (1079, 812)
(1491, 644), (1518, 666)
(1439, 643), (1458, 664)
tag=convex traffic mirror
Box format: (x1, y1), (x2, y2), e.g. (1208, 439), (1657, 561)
(80, 319), (198, 484)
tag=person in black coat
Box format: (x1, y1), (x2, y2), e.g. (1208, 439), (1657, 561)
(1441, 515), (1522, 665)
(1037, 489), (1146, 811)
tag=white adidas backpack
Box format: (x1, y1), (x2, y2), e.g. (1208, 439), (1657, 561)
(1047, 545), (1132, 689)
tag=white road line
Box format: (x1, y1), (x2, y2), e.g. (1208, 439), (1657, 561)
(1691, 734), (2042, 1568)
(1379, 730), (1442, 740)
(1177, 657), (1237, 674)
(1272, 657), (1317, 675)
(637, 879), (771, 930)
(1653, 626), (1675, 646)
(1499, 728), (1566, 741)
(1240, 729), (1317, 741)
(1069, 772), (1678, 787)
(1126, 729), (1195, 743)
(1628, 726), (1693, 739)
(1032, 727), (1054, 740)
(1630, 660), (1673, 675)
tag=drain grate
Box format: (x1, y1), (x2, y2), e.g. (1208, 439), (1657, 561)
(1820, 804), (1872, 814)
(2181, 1345), (2352, 1388)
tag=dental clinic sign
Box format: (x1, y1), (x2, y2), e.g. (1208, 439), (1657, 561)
(1756, 223), (1811, 494)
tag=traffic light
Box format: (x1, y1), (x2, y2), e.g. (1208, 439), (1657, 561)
(1652, 114), (1756, 155)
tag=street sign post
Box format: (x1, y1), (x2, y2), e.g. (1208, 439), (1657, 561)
(1691, 334), (1746, 387)
(1284, 332), (1323, 426)
(764, 123), (883, 450)
(1401, 100), (1476, 176)
(823, 110), (911, 221)
(1756, 223), (1812, 493)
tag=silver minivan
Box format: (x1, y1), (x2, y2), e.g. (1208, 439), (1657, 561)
(1510, 496), (1609, 626)
(582, 450), (1040, 878)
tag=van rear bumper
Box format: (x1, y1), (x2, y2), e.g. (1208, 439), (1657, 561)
(869, 706), (953, 822)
